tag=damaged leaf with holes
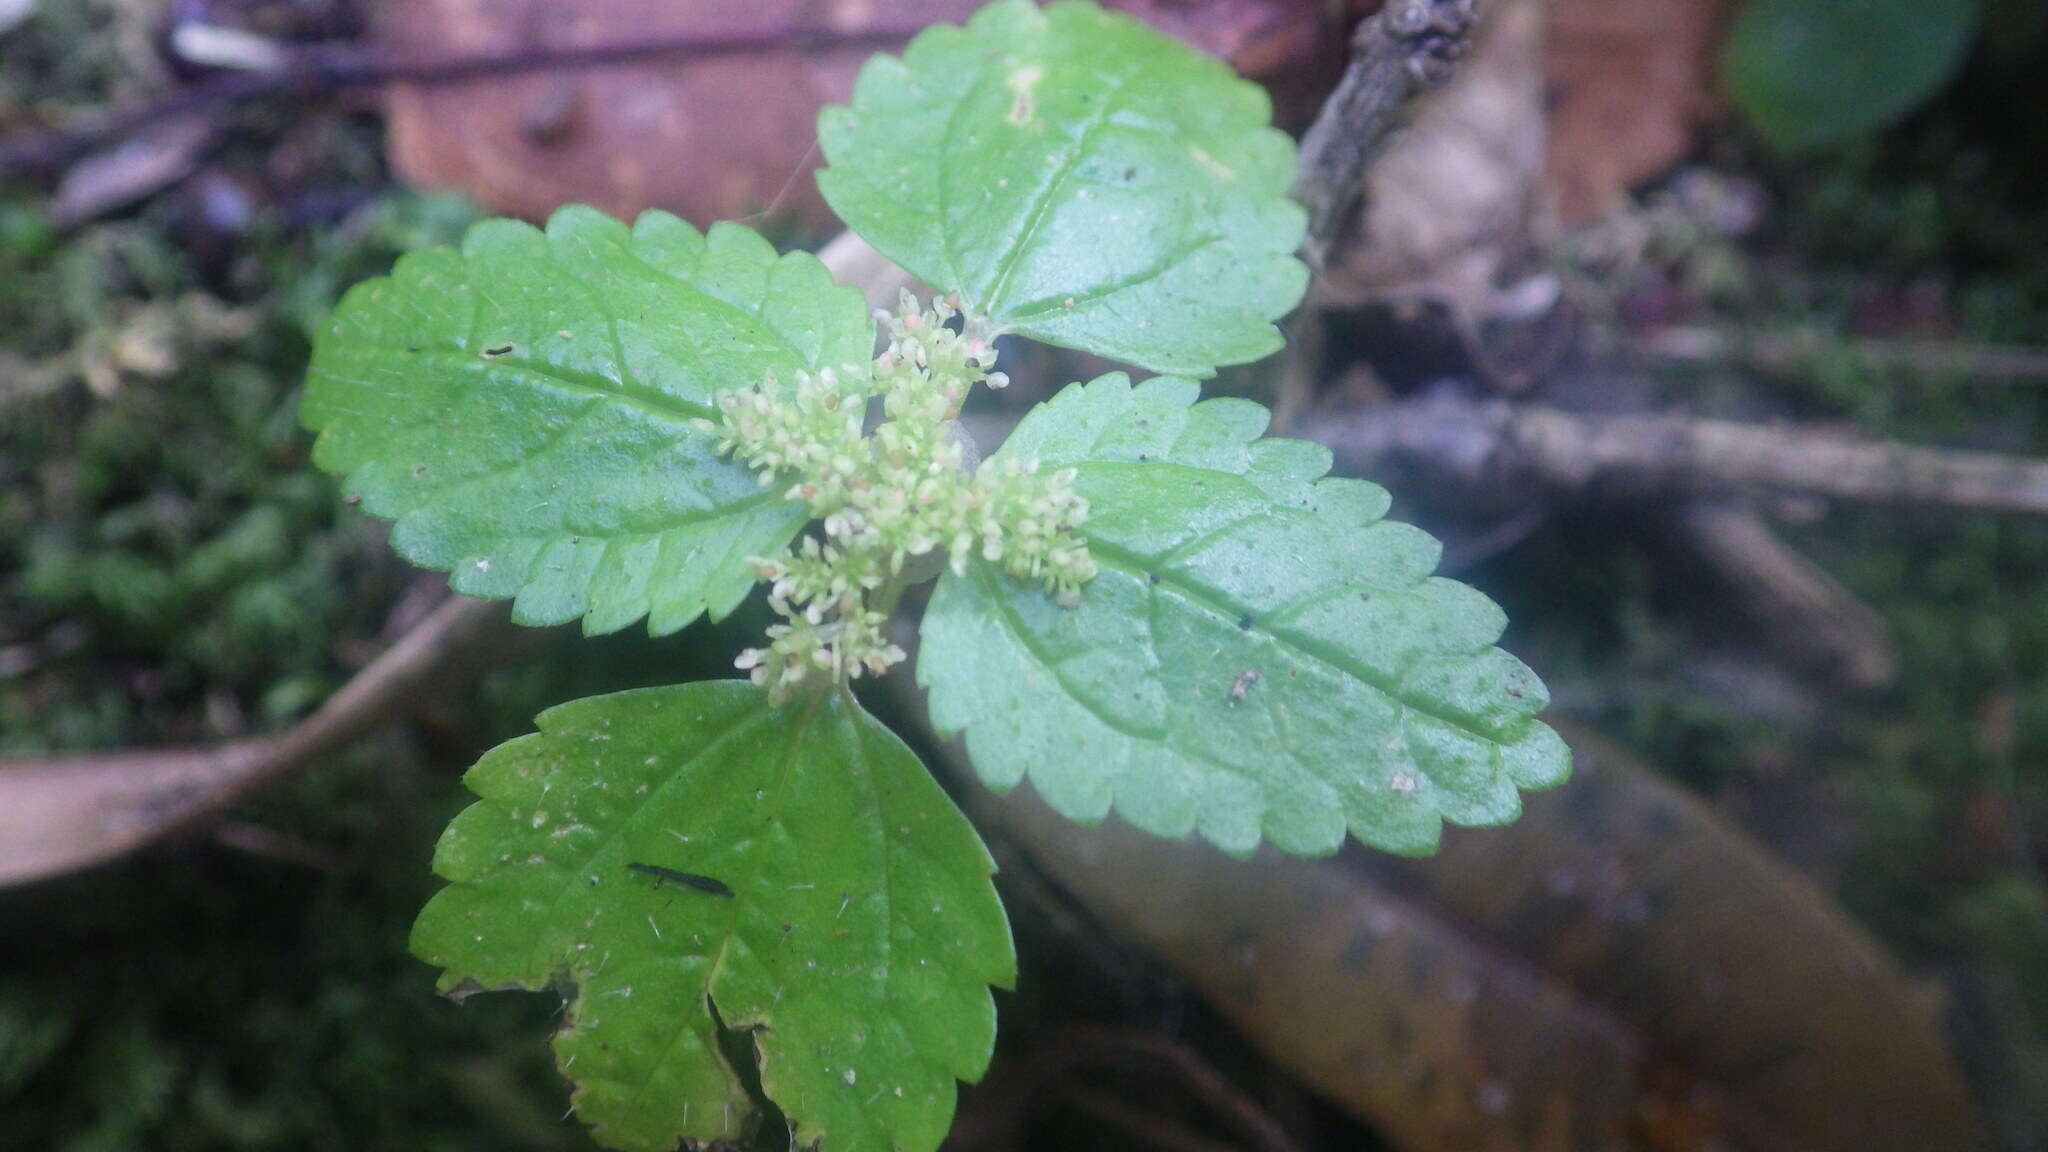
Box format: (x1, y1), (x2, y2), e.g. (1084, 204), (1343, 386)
(411, 684), (1012, 1152)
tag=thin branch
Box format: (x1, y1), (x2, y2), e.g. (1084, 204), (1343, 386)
(1, 22), (928, 178)
(1059, 1026), (1309, 1152)
(1063, 1086), (1250, 1152)
(0, 595), (508, 886)
(1291, 0), (1479, 269)
(1638, 326), (2048, 385)
(1669, 502), (1896, 691)
(1306, 392), (2048, 515)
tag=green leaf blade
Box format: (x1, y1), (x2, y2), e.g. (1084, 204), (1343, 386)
(411, 683), (1013, 1152)
(919, 374), (1569, 857)
(1724, 0), (1979, 149)
(303, 206), (874, 636)
(818, 0), (1307, 377)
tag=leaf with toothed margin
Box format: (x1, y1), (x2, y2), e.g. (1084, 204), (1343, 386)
(410, 682), (1014, 1152)
(917, 374), (1571, 857)
(302, 205), (874, 636)
(817, 0), (1307, 378)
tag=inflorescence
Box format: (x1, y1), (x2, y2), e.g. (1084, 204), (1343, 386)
(700, 291), (1096, 701)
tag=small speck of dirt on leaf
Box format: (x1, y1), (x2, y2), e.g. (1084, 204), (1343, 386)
(1228, 669), (1262, 704)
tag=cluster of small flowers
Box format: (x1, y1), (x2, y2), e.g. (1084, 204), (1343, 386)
(732, 539), (902, 697)
(968, 455), (1096, 600)
(700, 366), (867, 501)
(705, 291), (1095, 701)
(873, 289), (1009, 411)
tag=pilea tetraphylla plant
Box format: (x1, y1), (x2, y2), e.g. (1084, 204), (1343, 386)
(302, 2), (1569, 1148)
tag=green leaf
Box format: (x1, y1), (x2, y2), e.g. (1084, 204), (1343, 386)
(1725, 0), (1979, 149)
(411, 682), (1013, 1152)
(303, 206), (873, 636)
(818, 0), (1307, 377)
(918, 374), (1569, 857)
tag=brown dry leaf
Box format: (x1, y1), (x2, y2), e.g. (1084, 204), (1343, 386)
(376, 0), (952, 232)
(373, 0), (1354, 230)
(1545, 0), (1732, 223)
(964, 716), (1980, 1152)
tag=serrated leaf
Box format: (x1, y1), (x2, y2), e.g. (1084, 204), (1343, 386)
(817, 0), (1307, 377)
(918, 374), (1569, 857)
(303, 206), (873, 636)
(411, 682), (1013, 1152)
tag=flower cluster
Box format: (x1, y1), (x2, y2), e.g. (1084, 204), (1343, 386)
(702, 291), (1097, 701)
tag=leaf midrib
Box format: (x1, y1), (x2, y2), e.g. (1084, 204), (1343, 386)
(1080, 538), (1514, 748)
(965, 561), (1339, 811)
(963, 57), (1131, 319)
(611, 691), (827, 1133)
(1054, 441), (1513, 745)
(348, 344), (719, 425)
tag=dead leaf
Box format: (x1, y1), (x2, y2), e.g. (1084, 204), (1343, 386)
(958, 715), (1981, 1152)
(1546, 0), (1734, 222)
(372, 0), (1356, 229)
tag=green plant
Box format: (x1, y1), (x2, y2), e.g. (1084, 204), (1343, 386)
(301, 2), (1569, 1148)
(1725, 0), (1980, 149)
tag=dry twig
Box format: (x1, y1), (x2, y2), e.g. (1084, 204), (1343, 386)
(1, 22), (928, 178)
(1669, 502), (1897, 691)
(1291, 0), (1480, 269)
(945, 1018), (1310, 1152)
(1063, 1086), (1254, 1152)
(1059, 1026), (1309, 1152)
(0, 595), (507, 886)
(1640, 326), (2048, 386)
(1307, 392), (2048, 515)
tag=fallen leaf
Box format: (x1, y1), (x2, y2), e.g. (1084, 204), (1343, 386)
(372, 0), (1356, 229)
(1547, 0), (1734, 221)
(959, 714), (1981, 1152)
